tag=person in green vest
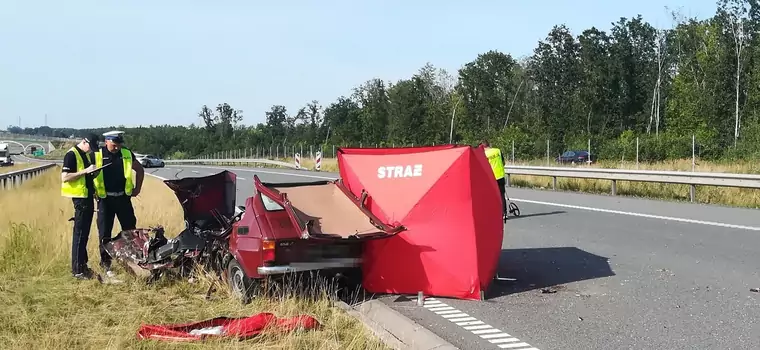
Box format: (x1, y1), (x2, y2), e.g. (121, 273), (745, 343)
(61, 133), (100, 280)
(480, 140), (507, 221)
(93, 130), (144, 277)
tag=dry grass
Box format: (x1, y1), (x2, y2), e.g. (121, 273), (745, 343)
(0, 167), (387, 350)
(508, 158), (760, 208)
(284, 157), (338, 173)
(0, 163), (35, 174)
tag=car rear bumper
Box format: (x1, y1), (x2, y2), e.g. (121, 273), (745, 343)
(257, 258), (361, 275)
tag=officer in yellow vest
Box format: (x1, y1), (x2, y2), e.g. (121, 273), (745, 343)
(94, 131), (144, 277)
(481, 140), (507, 220)
(61, 133), (100, 280)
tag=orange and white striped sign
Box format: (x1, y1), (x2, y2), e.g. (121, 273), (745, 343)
(315, 151), (322, 171)
(294, 153), (301, 169)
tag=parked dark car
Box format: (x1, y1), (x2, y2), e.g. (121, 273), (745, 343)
(556, 150), (595, 164)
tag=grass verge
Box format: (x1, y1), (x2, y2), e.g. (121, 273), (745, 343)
(0, 167), (387, 349)
(508, 158), (760, 208)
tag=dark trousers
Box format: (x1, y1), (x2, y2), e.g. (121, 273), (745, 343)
(96, 195), (137, 268)
(71, 197), (94, 274)
(497, 177), (507, 214)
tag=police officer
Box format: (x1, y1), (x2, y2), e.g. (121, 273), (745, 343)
(61, 133), (100, 280)
(481, 140), (507, 220)
(93, 131), (144, 277)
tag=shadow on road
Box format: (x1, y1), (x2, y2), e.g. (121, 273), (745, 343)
(508, 210), (566, 220)
(486, 247), (615, 299)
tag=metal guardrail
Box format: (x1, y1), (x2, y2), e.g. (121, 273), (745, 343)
(0, 163), (57, 190)
(156, 158), (760, 203)
(163, 158), (301, 170)
(505, 165), (760, 202)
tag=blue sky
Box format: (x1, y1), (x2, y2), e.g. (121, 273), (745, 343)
(1, 0), (719, 130)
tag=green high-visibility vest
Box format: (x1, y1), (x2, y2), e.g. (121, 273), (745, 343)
(93, 147), (133, 198)
(61, 147), (89, 198)
(485, 147), (505, 180)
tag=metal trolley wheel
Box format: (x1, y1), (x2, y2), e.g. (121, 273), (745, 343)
(508, 202), (520, 217)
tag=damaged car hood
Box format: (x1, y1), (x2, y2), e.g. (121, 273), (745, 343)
(162, 170), (237, 230)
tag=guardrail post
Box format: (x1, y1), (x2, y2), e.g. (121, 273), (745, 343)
(690, 185), (696, 202)
(552, 176), (557, 190)
(611, 180), (617, 196)
(505, 174), (510, 187)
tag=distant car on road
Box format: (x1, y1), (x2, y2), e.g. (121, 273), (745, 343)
(0, 143), (14, 166)
(136, 154), (165, 168)
(556, 150), (595, 164)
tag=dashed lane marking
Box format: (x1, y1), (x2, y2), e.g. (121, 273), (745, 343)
(415, 297), (540, 350)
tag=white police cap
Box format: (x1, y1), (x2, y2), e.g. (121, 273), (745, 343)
(103, 130), (126, 143)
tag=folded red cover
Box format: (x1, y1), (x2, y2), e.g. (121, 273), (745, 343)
(136, 312), (320, 341)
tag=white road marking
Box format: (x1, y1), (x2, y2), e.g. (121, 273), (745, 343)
(512, 198), (760, 231)
(428, 306), (454, 311)
(490, 338), (520, 343)
(450, 316), (477, 322)
(237, 177), (246, 180)
(146, 173), (168, 181)
(415, 297), (539, 349)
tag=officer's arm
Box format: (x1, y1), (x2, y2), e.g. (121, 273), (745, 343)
(131, 151), (144, 190)
(61, 151), (87, 182)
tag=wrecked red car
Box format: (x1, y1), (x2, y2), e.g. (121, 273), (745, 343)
(226, 176), (406, 299)
(104, 169), (406, 301)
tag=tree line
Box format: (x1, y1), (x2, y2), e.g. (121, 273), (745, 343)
(7, 1), (760, 162)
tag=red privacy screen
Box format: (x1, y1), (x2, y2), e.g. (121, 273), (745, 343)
(337, 145), (504, 300)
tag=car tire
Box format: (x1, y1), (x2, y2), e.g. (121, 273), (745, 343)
(226, 258), (255, 304)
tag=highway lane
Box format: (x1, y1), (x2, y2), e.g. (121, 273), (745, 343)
(145, 165), (760, 350)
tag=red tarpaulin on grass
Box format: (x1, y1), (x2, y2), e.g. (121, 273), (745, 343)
(337, 144), (504, 300)
(136, 313), (320, 342)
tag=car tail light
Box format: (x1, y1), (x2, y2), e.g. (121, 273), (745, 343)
(262, 239), (275, 263)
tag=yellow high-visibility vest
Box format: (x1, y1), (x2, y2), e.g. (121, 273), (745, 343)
(61, 147), (89, 198)
(485, 147), (505, 180)
(93, 147), (134, 198)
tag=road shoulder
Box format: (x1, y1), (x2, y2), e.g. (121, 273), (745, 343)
(336, 299), (460, 350)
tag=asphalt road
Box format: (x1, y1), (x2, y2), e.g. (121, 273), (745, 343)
(142, 164), (760, 350)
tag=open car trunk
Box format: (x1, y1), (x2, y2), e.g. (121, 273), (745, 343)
(253, 175), (405, 241)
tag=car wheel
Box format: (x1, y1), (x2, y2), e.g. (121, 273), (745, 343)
(226, 258), (255, 304)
